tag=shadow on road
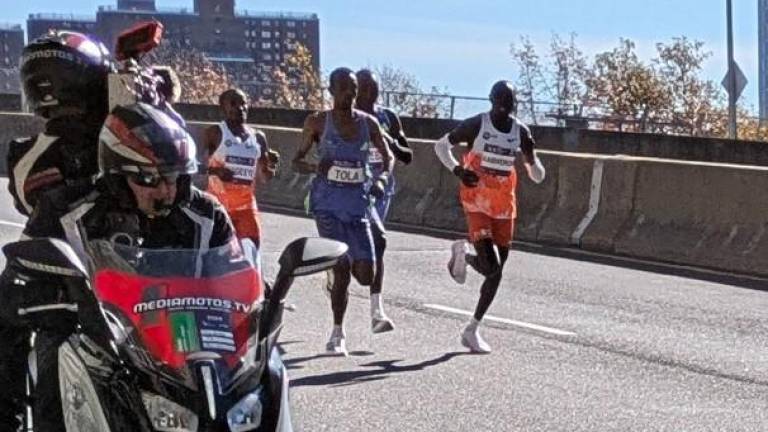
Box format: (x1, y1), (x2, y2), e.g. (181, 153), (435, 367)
(290, 351), (472, 388)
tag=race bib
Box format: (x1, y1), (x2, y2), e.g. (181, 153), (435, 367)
(327, 164), (365, 184)
(480, 144), (516, 174)
(368, 147), (384, 165)
(225, 155), (257, 182)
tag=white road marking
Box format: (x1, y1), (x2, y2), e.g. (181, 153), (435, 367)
(0, 219), (25, 229)
(423, 303), (577, 337)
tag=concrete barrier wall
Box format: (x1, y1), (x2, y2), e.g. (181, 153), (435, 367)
(237, 125), (768, 277)
(2, 114), (768, 277)
(610, 159), (768, 274)
(4, 110), (768, 165)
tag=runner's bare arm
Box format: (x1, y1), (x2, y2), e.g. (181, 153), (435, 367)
(293, 113), (321, 174)
(519, 124), (545, 183)
(435, 115), (482, 186)
(203, 125), (232, 180)
(519, 124), (535, 163)
(383, 108), (412, 164)
(254, 130), (277, 186)
(435, 114), (482, 169)
(368, 115), (394, 177)
(448, 115), (482, 148)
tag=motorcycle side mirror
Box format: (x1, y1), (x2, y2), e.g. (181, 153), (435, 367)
(3, 238), (88, 279)
(262, 238), (347, 335)
(277, 237), (348, 277)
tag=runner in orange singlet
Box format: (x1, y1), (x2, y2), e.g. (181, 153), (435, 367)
(434, 80), (546, 353)
(203, 89), (279, 247)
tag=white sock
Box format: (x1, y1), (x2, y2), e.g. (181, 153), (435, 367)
(371, 293), (384, 317)
(466, 317), (481, 332)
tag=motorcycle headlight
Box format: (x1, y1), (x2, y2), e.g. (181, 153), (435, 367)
(141, 392), (199, 432)
(227, 388), (264, 432)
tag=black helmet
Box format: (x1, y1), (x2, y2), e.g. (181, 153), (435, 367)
(98, 103), (197, 208)
(21, 30), (115, 119)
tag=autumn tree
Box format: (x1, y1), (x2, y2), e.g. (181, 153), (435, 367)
(510, 36), (546, 123)
(147, 41), (234, 105)
(548, 33), (590, 114)
(653, 37), (725, 136)
(373, 64), (450, 118)
(264, 43), (324, 110)
(586, 39), (670, 132)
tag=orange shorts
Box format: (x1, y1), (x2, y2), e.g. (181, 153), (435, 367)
(465, 212), (515, 247)
(229, 208), (262, 243)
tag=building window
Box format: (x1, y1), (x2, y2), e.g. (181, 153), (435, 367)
(263, 53), (272, 61)
(287, 31), (296, 39)
(261, 31), (271, 38)
(262, 42), (271, 49)
(274, 31), (280, 37)
(287, 21), (296, 28)
(215, 4), (221, 12)
(244, 29), (249, 36)
(215, 29), (221, 34)
(261, 20), (271, 27)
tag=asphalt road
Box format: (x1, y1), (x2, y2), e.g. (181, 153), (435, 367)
(0, 179), (766, 431)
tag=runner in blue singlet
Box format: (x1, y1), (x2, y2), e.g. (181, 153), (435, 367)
(292, 67), (394, 355)
(355, 69), (413, 333)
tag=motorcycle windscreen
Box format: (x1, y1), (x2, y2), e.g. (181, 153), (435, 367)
(90, 241), (264, 391)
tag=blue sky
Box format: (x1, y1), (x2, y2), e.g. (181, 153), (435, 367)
(3, 1), (762, 109)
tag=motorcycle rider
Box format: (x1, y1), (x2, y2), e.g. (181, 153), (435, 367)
(0, 103), (235, 431)
(8, 30), (115, 218)
(0, 30), (114, 432)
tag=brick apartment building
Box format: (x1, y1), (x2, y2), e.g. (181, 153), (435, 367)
(26, 0), (320, 98)
(0, 24), (24, 93)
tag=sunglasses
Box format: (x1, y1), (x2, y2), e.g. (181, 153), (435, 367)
(127, 171), (180, 188)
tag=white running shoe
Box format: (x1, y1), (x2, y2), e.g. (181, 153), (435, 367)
(447, 240), (468, 284)
(461, 326), (492, 354)
(371, 314), (395, 334)
(325, 330), (348, 356)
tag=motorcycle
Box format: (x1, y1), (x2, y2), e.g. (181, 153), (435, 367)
(3, 236), (347, 431)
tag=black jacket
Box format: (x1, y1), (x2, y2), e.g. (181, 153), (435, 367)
(7, 117), (101, 217)
(24, 179), (234, 251)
